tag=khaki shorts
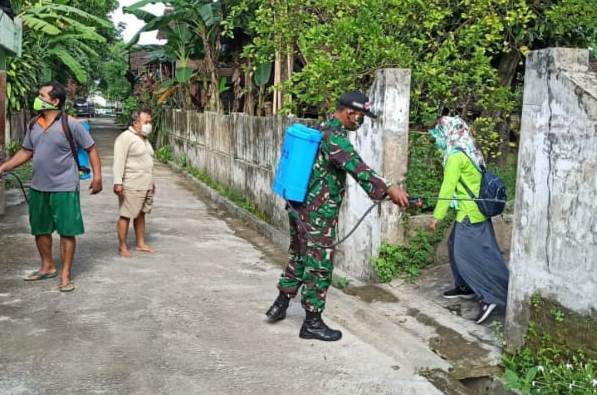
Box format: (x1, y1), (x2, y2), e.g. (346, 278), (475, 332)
(119, 189), (154, 219)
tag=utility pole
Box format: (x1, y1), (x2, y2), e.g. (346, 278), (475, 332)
(0, 8), (23, 215)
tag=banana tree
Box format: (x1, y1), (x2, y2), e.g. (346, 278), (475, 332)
(253, 62), (271, 115)
(157, 23), (201, 109)
(125, 0), (239, 113)
(17, 0), (111, 82)
(6, 0), (113, 110)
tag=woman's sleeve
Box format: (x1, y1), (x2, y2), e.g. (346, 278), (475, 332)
(433, 154), (462, 220)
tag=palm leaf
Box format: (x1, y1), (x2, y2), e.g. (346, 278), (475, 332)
(61, 18), (106, 42)
(158, 85), (178, 105)
(175, 67), (193, 83)
(123, 7), (161, 23)
(254, 63), (272, 87)
(73, 41), (100, 58)
(125, 0), (165, 12)
(31, 4), (113, 29)
(20, 15), (61, 35)
(48, 48), (88, 83)
(47, 33), (93, 44)
(198, 3), (221, 27)
(125, 11), (187, 46)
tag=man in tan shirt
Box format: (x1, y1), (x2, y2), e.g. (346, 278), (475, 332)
(113, 110), (155, 257)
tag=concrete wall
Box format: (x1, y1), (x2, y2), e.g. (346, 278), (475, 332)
(0, 150), (4, 216)
(505, 48), (597, 347)
(336, 69), (411, 279)
(162, 69), (412, 280)
(163, 111), (296, 232)
(7, 109), (29, 143)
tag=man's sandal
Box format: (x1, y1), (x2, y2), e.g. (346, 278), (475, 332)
(24, 270), (58, 281)
(58, 282), (75, 292)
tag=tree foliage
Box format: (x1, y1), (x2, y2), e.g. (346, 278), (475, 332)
(98, 42), (132, 101)
(6, 0), (120, 111)
(125, 0), (246, 112)
(235, 0), (596, 158)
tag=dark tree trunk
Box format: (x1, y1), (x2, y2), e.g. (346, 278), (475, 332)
(495, 50), (521, 165)
(243, 60), (255, 115)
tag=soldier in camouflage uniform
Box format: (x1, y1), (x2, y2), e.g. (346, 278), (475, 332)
(266, 91), (409, 341)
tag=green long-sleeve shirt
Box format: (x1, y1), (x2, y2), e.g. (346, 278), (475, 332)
(433, 151), (486, 223)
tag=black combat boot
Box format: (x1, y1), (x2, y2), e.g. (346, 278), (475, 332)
(299, 311), (342, 341)
(265, 292), (290, 322)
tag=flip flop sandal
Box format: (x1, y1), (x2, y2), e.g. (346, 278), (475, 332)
(59, 282), (75, 292)
(24, 270), (58, 281)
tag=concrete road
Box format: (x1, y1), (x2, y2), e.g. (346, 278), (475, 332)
(0, 119), (442, 394)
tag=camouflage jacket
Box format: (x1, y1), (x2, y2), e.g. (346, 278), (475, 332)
(297, 118), (389, 220)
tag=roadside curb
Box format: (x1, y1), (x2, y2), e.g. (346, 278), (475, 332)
(166, 160), (291, 252)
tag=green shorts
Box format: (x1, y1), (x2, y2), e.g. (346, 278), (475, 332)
(28, 189), (85, 236)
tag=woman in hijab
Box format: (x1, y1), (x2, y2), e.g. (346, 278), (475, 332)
(428, 116), (509, 324)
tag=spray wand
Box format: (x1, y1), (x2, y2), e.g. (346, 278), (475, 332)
(287, 195), (507, 249)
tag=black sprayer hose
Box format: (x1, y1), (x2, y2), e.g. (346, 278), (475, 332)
(408, 196), (507, 204)
(1, 171), (29, 205)
(285, 199), (384, 249)
(285, 195), (507, 249)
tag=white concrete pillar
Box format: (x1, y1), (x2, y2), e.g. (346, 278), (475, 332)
(505, 48), (597, 347)
(336, 69), (411, 280)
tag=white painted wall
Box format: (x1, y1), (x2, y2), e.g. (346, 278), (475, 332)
(506, 48), (597, 346)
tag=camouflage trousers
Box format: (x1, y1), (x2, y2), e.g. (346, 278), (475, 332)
(277, 209), (337, 313)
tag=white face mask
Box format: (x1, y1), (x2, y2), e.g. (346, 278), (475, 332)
(141, 123), (153, 136)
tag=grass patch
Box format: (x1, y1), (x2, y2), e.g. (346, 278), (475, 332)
(155, 145), (174, 163)
(503, 294), (597, 394)
(331, 275), (352, 290)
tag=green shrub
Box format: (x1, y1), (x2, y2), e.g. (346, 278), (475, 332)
(371, 213), (454, 283)
(155, 145), (174, 164)
(503, 293), (597, 394)
(405, 132), (443, 213)
(117, 96), (140, 125)
(5, 141), (21, 157)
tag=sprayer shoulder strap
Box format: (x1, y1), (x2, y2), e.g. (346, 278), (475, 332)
(27, 115), (40, 133)
(59, 113), (83, 171)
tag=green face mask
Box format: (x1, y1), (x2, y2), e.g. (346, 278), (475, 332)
(356, 116), (364, 127)
(33, 96), (58, 112)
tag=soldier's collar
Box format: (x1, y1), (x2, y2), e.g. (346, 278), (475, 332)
(324, 117), (346, 133)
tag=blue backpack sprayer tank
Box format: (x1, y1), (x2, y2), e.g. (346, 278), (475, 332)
(272, 123), (385, 248)
(272, 123), (323, 203)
